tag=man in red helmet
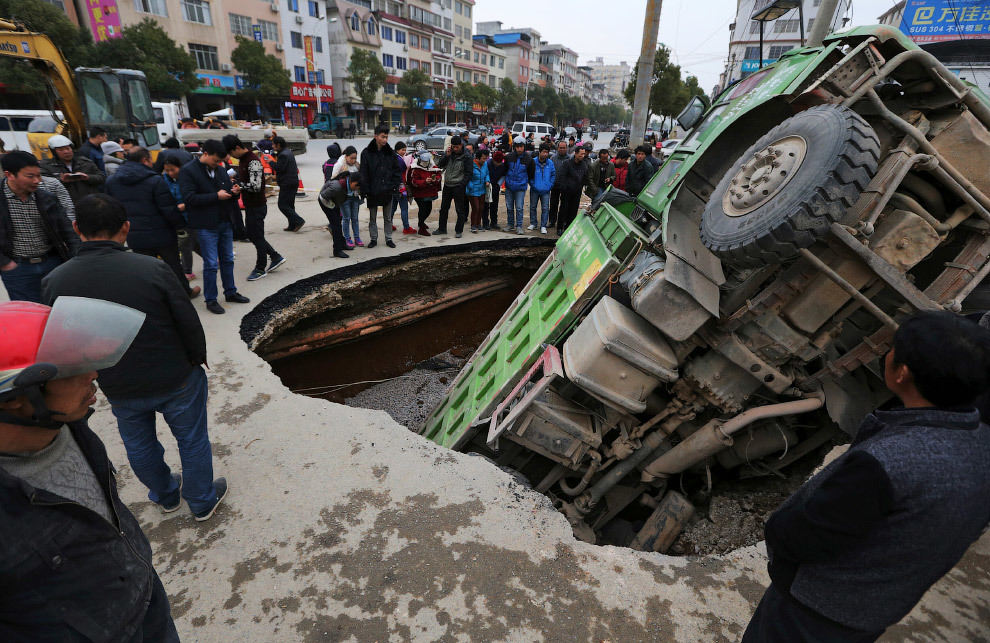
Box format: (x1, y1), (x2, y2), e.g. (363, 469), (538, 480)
(0, 297), (179, 641)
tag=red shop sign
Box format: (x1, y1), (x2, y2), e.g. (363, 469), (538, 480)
(290, 82), (334, 102)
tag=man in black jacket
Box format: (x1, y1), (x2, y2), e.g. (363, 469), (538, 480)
(76, 126), (109, 173)
(744, 311), (990, 642)
(0, 151), (79, 302)
(42, 194), (228, 524)
(39, 135), (105, 207)
(153, 137), (195, 174)
(107, 147), (200, 299)
(556, 146), (589, 235)
(224, 135), (285, 282)
(359, 124), (402, 249)
(626, 146), (657, 197)
(272, 136), (306, 232)
(548, 140), (571, 228)
(436, 135), (474, 237)
(178, 139), (250, 315)
(0, 295), (178, 641)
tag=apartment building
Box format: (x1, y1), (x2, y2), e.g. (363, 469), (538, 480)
(378, 11), (412, 129)
(476, 21), (538, 88)
(585, 57), (631, 103)
(721, 0), (850, 93)
(540, 44), (578, 94)
(326, 0), (383, 128)
(277, 0), (334, 126)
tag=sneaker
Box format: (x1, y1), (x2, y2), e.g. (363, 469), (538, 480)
(455, 231), (463, 238)
(526, 224), (536, 231)
(268, 256), (287, 272)
(206, 301), (225, 315)
(193, 477), (228, 522)
(391, 225), (397, 231)
(185, 273), (197, 281)
(367, 239), (378, 248)
(159, 473), (182, 513)
(344, 236), (355, 249)
(418, 227), (432, 237)
(540, 226), (547, 234)
(188, 286), (202, 299)
(225, 293), (251, 304)
(503, 226), (516, 233)
(403, 227), (416, 235)
(333, 251), (350, 258)
(516, 227), (525, 235)
(247, 269), (267, 281)
(385, 239), (396, 248)
(354, 237), (365, 247)
(434, 228), (448, 235)
(471, 227), (478, 233)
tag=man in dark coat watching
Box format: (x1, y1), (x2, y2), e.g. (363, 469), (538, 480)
(106, 146), (200, 299)
(0, 151), (79, 302)
(743, 311), (990, 642)
(272, 136), (305, 232)
(153, 137), (195, 174)
(76, 126), (109, 173)
(178, 139), (250, 315)
(625, 146), (656, 197)
(359, 124), (402, 249)
(555, 146), (589, 234)
(0, 295), (179, 641)
(42, 194), (227, 524)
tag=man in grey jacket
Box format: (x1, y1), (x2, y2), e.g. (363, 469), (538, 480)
(743, 311), (990, 642)
(548, 140), (570, 228)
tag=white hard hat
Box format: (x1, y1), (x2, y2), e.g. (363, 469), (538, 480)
(48, 134), (73, 149)
(263, 129), (273, 137)
(513, 136), (526, 145)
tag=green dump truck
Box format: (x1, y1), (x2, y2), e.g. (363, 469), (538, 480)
(420, 25), (990, 551)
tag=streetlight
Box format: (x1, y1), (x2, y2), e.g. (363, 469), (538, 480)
(751, 0), (803, 70)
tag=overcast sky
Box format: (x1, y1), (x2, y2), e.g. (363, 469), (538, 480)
(474, 0), (900, 94)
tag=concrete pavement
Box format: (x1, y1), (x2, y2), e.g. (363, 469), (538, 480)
(19, 143), (990, 641)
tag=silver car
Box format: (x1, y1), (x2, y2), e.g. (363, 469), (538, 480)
(406, 126), (479, 152)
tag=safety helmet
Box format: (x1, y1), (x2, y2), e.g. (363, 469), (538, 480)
(418, 152), (432, 165)
(513, 136), (526, 145)
(0, 298), (145, 428)
(47, 134), (73, 149)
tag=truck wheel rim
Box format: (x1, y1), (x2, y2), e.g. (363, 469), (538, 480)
(722, 135), (807, 217)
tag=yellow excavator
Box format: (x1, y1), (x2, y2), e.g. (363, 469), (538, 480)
(0, 19), (160, 158)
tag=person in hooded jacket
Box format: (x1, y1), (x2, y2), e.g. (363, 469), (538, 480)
(106, 147), (199, 299)
(358, 125), (403, 249)
(406, 152), (441, 236)
(528, 143), (556, 234)
(503, 137), (535, 234)
(323, 142), (342, 182)
(101, 141), (126, 177)
(464, 149), (491, 235)
(318, 172), (362, 258)
(484, 151), (507, 230)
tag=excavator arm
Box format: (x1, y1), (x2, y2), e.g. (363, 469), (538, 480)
(0, 19), (87, 146)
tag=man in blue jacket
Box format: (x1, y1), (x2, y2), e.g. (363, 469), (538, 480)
(502, 137), (534, 235)
(178, 139), (250, 314)
(106, 147), (200, 299)
(528, 143), (555, 234)
(744, 311), (990, 642)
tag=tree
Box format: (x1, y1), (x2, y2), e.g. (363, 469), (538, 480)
(624, 45), (686, 124)
(347, 48), (387, 110)
(397, 68), (431, 114)
(230, 35), (291, 100)
(91, 19), (200, 97)
(496, 78), (523, 121)
(474, 83), (499, 117)
(453, 81), (478, 107)
(0, 0), (95, 93)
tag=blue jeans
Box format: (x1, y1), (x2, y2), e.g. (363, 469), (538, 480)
(530, 191), (550, 227)
(1, 255), (62, 302)
(341, 196), (361, 240)
(504, 187), (526, 228)
(108, 367), (217, 515)
(195, 222), (237, 303)
(389, 193), (410, 229)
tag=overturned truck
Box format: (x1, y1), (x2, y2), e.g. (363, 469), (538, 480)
(419, 26), (990, 551)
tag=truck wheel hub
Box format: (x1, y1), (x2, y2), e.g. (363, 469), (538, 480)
(724, 135), (807, 216)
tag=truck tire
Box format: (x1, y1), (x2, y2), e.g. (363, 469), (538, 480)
(313, 129), (325, 139)
(700, 105), (880, 268)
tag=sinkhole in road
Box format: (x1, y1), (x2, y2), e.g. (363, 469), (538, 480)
(240, 237), (831, 555)
(243, 238), (555, 428)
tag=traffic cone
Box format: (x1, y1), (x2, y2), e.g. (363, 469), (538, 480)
(298, 178), (306, 196)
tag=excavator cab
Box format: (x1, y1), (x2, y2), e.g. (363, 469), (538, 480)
(75, 68), (159, 149)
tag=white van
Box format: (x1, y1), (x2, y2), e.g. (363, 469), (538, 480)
(510, 121), (555, 139)
(0, 109), (63, 152)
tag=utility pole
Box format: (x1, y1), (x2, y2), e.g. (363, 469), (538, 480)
(807, 0), (841, 48)
(630, 0), (663, 148)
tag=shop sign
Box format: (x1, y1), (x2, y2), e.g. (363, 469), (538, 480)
(304, 36), (315, 73)
(290, 82), (334, 102)
(87, 0), (122, 42)
(382, 94), (408, 108)
(194, 73), (236, 95)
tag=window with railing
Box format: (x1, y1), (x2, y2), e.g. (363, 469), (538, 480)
(290, 31), (303, 48)
(181, 0), (212, 25)
(229, 13), (252, 37)
(188, 43), (219, 70)
(258, 19), (279, 41)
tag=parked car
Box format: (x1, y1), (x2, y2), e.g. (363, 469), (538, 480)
(406, 126), (479, 151)
(658, 138), (681, 159)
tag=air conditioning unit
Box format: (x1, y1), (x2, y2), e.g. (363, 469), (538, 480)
(403, 44), (409, 51)
(270, 2), (279, 12)
(221, 63), (232, 71)
(295, 15), (304, 24)
(275, 43), (284, 51)
(386, 67), (395, 74)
